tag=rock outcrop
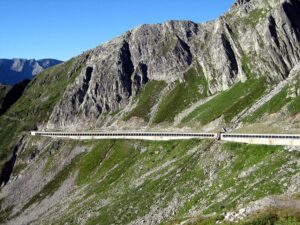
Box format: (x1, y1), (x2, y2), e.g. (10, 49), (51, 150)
(47, 0), (300, 130)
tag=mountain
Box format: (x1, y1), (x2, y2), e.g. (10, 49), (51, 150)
(46, 0), (300, 131)
(0, 58), (62, 85)
(1, 0), (300, 224)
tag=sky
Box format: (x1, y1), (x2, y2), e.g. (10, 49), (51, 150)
(0, 0), (234, 61)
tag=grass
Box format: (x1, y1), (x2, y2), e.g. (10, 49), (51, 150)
(77, 140), (115, 185)
(7, 58), (78, 123)
(12, 162), (27, 176)
(165, 216), (224, 225)
(0, 85), (11, 105)
(0, 205), (13, 224)
(84, 139), (205, 225)
(236, 208), (300, 225)
(162, 38), (177, 56)
(181, 78), (266, 126)
(244, 8), (268, 27)
(42, 153), (55, 176)
(53, 139), (205, 225)
(124, 80), (167, 122)
(18, 138), (300, 225)
(176, 142), (293, 217)
(168, 208), (300, 225)
(244, 87), (291, 123)
(0, 57), (83, 168)
(216, 154), (287, 210)
(288, 95), (300, 116)
(22, 153), (82, 211)
(223, 142), (280, 173)
(242, 54), (254, 79)
(153, 66), (208, 124)
(0, 120), (20, 161)
(286, 74), (300, 116)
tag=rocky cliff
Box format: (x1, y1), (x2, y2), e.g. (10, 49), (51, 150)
(0, 58), (62, 85)
(46, 0), (300, 130)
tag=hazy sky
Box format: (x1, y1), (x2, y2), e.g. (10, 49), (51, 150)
(0, 0), (234, 61)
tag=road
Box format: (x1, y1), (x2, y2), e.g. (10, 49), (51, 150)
(31, 131), (300, 146)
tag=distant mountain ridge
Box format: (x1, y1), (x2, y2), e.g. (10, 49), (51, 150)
(0, 58), (62, 85)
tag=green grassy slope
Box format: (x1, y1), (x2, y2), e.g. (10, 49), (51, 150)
(0, 57), (84, 167)
(242, 72), (300, 125)
(0, 85), (11, 104)
(181, 78), (267, 127)
(0, 68), (299, 225)
(288, 95), (300, 116)
(243, 87), (291, 123)
(153, 66), (208, 124)
(124, 80), (167, 122)
(168, 208), (300, 225)
(6, 138), (298, 224)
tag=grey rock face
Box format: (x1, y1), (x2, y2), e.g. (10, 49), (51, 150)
(47, 0), (300, 130)
(0, 58), (62, 85)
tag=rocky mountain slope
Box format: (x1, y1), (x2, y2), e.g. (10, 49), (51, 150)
(45, 0), (300, 131)
(0, 84), (11, 107)
(0, 80), (30, 116)
(0, 58), (62, 85)
(1, 0), (300, 224)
